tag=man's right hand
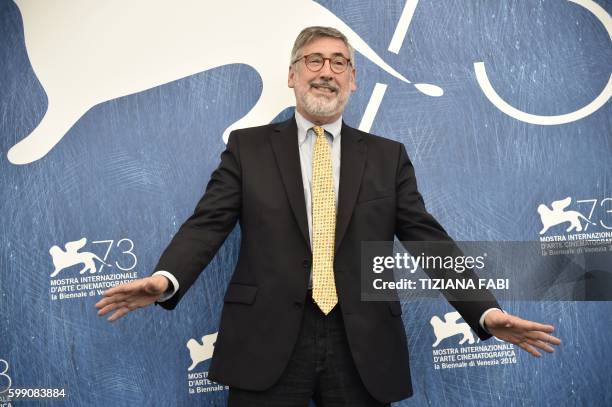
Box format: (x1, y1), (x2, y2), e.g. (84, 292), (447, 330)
(95, 275), (169, 322)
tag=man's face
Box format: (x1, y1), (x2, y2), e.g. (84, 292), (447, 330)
(288, 36), (357, 124)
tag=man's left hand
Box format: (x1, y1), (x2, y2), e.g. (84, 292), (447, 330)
(484, 310), (561, 357)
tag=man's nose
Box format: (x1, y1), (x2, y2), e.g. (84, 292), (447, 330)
(318, 59), (334, 79)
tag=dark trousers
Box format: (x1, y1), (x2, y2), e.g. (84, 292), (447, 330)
(228, 290), (390, 407)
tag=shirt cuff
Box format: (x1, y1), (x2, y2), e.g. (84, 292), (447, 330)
(479, 307), (504, 334)
(152, 270), (179, 302)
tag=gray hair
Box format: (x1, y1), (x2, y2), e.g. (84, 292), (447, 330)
(290, 26), (355, 68)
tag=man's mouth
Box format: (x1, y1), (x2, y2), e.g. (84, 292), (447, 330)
(310, 83), (338, 94)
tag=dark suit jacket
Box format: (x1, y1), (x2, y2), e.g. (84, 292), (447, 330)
(154, 117), (500, 403)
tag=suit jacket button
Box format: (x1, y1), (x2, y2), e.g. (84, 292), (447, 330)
(302, 259), (310, 268)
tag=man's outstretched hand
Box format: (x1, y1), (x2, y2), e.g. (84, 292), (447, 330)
(484, 310), (561, 357)
(95, 275), (169, 322)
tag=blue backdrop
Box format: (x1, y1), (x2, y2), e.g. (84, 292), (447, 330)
(1, 0), (611, 405)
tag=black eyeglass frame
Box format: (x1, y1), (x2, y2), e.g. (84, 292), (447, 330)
(292, 53), (353, 74)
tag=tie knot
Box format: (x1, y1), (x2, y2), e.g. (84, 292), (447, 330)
(312, 126), (325, 138)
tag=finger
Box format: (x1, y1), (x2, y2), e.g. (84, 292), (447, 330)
(97, 301), (127, 317)
(102, 285), (130, 297)
(502, 333), (536, 350)
(95, 294), (122, 309)
(517, 340), (542, 358)
(525, 331), (562, 346)
(525, 338), (555, 354)
(490, 325), (527, 343)
(107, 306), (131, 322)
(491, 331), (520, 344)
(95, 293), (129, 309)
(512, 319), (555, 333)
(103, 280), (142, 297)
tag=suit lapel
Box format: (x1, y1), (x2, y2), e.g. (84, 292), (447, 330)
(335, 123), (366, 253)
(268, 118), (367, 254)
(269, 118), (311, 250)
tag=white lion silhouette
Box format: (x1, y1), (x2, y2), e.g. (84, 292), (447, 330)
(187, 332), (218, 372)
(49, 237), (109, 277)
(9, 0), (441, 165)
(430, 311), (475, 347)
(537, 197), (594, 234)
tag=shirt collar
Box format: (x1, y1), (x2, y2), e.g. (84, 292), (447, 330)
(295, 110), (342, 146)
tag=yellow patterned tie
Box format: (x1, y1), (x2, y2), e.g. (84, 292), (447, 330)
(311, 125), (338, 314)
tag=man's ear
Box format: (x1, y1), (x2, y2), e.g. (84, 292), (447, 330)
(288, 65), (295, 88)
(350, 67), (357, 92)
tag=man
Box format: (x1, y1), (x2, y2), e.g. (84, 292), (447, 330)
(96, 26), (560, 406)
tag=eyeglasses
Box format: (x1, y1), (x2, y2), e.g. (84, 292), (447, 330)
(292, 53), (352, 74)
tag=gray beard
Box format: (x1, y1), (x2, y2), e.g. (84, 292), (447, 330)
(300, 91), (348, 117)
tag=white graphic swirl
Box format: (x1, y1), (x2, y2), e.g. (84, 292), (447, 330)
(474, 0), (611, 126)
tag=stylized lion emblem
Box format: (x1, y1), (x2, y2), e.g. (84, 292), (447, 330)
(537, 197), (594, 234)
(430, 311), (475, 347)
(187, 332), (218, 371)
(49, 237), (109, 277)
